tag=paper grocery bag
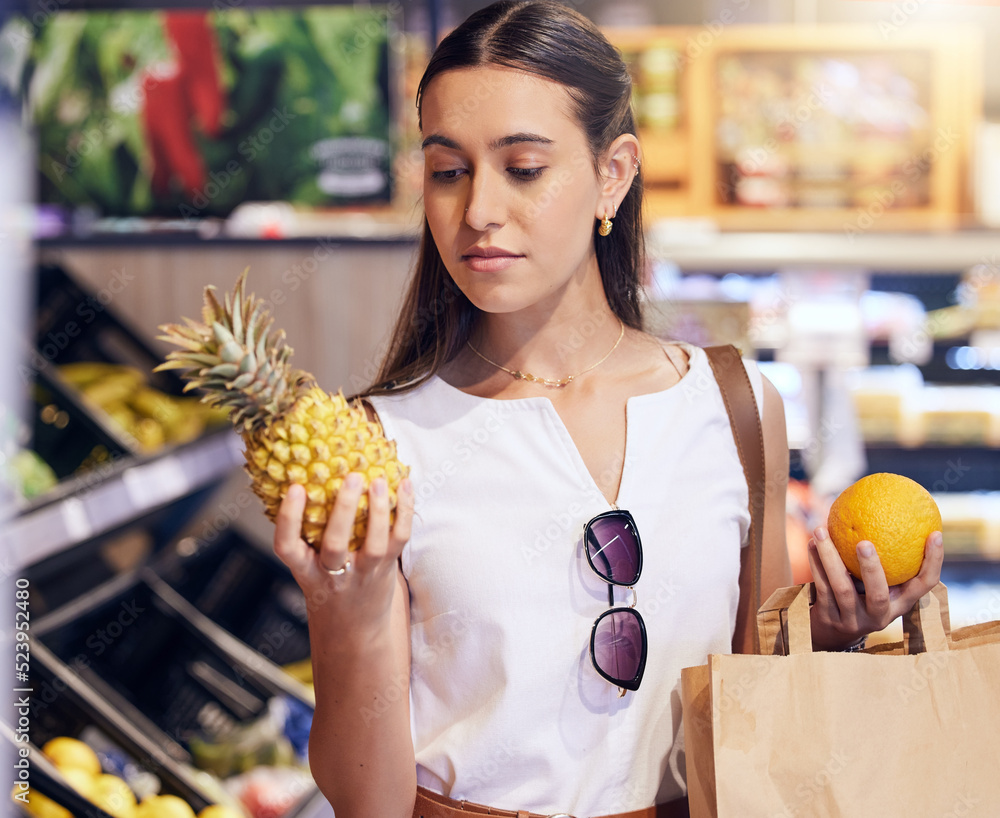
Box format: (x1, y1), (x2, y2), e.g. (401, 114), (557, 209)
(681, 582), (1000, 818)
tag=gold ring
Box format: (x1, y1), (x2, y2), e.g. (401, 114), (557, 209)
(324, 560), (351, 576)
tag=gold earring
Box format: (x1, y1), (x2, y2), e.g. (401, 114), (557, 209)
(599, 213), (612, 236)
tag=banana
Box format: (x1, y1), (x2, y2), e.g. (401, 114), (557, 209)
(58, 361), (125, 389)
(79, 369), (146, 407)
(129, 387), (185, 427)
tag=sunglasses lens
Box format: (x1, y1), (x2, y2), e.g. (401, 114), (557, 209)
(586, 514), (640, 585)
(592, 609), (646, 687)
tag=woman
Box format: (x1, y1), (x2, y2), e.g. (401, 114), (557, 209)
(273, 2), (945, 816)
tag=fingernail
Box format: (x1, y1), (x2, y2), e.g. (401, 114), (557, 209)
(346, 473), (363, 490)
(858, 542), (875, 559)
(815, 526), (828, 541)
(932, 531), (943, 549)
(372, 477), (387, 497)
(401, 477), (413, 496)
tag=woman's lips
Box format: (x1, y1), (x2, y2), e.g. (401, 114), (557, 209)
(461, 246), (524, 272)
(462, 253), (523, 272)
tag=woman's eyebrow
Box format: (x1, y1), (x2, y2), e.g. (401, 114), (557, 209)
(422, 134), (461, 150)
(489, 132), (554, 150)
(421, 132), (555, 151)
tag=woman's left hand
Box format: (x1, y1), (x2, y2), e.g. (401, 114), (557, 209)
(808, 525), (944, 650)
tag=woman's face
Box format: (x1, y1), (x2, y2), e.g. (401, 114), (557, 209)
(420, 65), (606, 317)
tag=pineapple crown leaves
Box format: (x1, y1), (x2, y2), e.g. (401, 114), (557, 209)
(155, 269), (314, 432)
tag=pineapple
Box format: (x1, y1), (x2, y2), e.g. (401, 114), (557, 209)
(155, 270), (408, 549)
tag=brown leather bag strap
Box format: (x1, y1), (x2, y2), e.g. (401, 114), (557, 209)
(704, 344), (765, 655)
(414, 785), (689, 818)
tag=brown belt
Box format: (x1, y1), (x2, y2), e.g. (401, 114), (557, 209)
(414, 785), (690, 818)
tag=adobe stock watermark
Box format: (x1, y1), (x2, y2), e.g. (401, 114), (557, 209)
(521, 499), (585, 565)
(198, 487), (257, 542)
(893, 255), (996, 362)
(361, 611), (473, 726)
(957, 256), (998, 308)
(770, 750), (854, 818)
(461, 740), (516, 793)
(243, 238), (343, 318)
(342, 1), (401, 58)
(897, 649), (950, 704)
(524, 149), (591, 221)
(24, 599), (148, 716)
(443, 72), (504, 131)
(179, 107), (298, 221)
(940, 792), (982, 818)
(877, 0), (932, 39)
(2, 0), (71, 46)
(673, 0), (752, 70)
(409, 401), (515, 505)
(717, 83), (834, 201)
(347, 281), (463, 395)
(642, 576), (681, 616)
(41, 61), (174, 186)
(81, 599), (146, 656)
(929, 459), (971, 493)
(18, 267), (134, 381)
(843, 126), (960, 241)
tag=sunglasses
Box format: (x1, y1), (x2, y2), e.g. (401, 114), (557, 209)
(583, 509), (647, 695)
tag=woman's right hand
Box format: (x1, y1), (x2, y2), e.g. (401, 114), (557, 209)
(273, 473), (414, 635)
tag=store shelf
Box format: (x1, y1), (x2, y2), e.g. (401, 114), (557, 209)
(648, 229), (1000, 273)
(2, 429), (244, 571)
(863, 444), (1000, 492)
(16, 640), (223, 813)
(33, 568), (318, 816)
(35, 207), (422, 246)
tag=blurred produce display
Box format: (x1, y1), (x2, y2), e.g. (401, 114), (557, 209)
(27, 370), (130, 489)
(1, 6), (392, 219)
(58, 362), (229, 453)
(189, 699), (296, 780)
(5, 448), (58, 499)
(33, 574), (317, 818)
(12, 733), (245, 818)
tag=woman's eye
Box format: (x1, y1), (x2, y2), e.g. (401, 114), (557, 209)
(508, 167), (544, 181)
(430, 169), (465, 182)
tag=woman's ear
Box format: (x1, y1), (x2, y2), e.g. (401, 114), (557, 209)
(596, 134), (641, 220)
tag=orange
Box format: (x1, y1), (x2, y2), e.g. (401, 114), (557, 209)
(827, 473), (941, 586)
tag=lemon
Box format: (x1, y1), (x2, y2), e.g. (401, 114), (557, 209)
(136, 794), (197, 818)
(197, 805), (246, 818)
(828, 473), (942, 586)
(89, 774), (137, 818)
(11, 786), (71, 818)
(58, 768), (96, 799)
(40, 737), (102, 777)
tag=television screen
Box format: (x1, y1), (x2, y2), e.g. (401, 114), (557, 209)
(1, 5), (394, 219)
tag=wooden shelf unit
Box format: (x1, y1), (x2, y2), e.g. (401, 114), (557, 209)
(606, 24), (984, 232)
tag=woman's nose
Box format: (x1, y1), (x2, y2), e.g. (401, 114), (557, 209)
(463, 169), (506, 230)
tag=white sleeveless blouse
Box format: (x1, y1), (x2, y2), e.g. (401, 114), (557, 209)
(369, 344), (763, 815)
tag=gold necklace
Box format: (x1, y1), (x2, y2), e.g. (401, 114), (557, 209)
(466, 319), (625, 388)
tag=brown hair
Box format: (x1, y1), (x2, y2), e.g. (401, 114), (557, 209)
(366, 0), (644, 395)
